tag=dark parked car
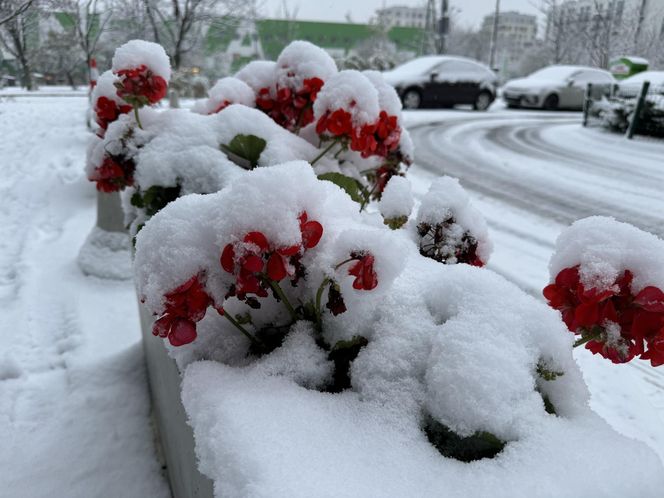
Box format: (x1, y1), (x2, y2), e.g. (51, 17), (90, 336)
(382, 56), (498, 111)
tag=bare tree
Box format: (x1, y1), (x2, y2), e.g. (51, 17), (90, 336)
(0, 0), (38, 89)
(141, 0), (251, 70)
(49, 0), (112, 85)
(0, 0), (33, 25)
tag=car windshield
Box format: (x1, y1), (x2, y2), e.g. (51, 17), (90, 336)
(528, 66), (578, 81)
(386, 57), (446, 77)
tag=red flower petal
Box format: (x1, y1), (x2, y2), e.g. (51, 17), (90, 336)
(153, 314), (173, 338)
(244, 231), (269, 252)
(266, 253), (288, 281)
(242, 254), (264, 273)
(221, 244), (235, 273)
(301, 220), (323, 249)
(168, 318), (197, 346)
(634, 286), (664, 312)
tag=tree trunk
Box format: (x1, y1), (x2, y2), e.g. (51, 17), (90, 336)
(19, 54), (33, 90)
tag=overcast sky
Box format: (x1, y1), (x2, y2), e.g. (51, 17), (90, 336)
(262, 0), (543, 29)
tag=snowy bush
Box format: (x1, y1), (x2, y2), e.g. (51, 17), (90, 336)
(191, 77), (255, 115)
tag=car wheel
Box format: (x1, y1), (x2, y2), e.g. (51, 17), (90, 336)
(402, 89), (421, 110)
(473, 91), (492, 111)
(543, 94), (559, 110)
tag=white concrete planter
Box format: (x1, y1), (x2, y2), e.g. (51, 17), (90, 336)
(78, 191), (132, 280)
(139, 303), (214, 498)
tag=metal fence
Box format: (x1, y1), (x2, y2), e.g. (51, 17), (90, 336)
(583, 81), (664, 139)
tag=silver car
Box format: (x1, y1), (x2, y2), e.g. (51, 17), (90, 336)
(502, 65), (615, 110)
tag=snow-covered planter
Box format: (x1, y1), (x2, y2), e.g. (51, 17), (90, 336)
(80, 39), (663, 496)
(134, 162), (663, 496)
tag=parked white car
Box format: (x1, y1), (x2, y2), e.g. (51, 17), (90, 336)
(502, 65), (615, 110)
(617, 71), (664, 98)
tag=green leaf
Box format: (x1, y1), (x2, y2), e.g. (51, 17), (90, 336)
(221, 134), (267, 169)
(424, 416), (506, 462)
(536, 361), (564, 382)
(317, 172), (365, 204)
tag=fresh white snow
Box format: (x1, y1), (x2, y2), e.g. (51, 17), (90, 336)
(0, 95), (169, 497)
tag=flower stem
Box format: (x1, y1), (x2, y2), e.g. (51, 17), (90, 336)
(222, 312), (262, 347)
(133, 106), (143, 129)
(310, 139), (338, 166)
(265, 278), (298, 322)
(573, 335), (595, 348)
(314, 277), (331, 332)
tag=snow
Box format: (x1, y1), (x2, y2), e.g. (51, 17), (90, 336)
(234, 60), (277, 93)
(179, 257), (664, 497)
(403, 107), (664, 462)
(112, 39), (172, 81)
(363, 69), (403, 117)
(620, 70), (664, 89)
(92, 70), (124, 106)
(4, 89), (664, 497)
(191, 77), (255, 115)
(0, 95), (168, 497)
(549, 216), (664, 292)
(379, 176), (414, 220)
(313, 70), (380, 126)
(275, 40), (337, 90)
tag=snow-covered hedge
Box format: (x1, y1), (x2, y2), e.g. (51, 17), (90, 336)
(85, 39), (664, 496)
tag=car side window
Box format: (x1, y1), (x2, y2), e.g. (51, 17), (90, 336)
(437, 61), (488, 82)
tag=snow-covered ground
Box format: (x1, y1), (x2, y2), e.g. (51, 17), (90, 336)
(1, 94), (662, 497)
(405, 106), (664, 462)
(0, 95), (169, 496)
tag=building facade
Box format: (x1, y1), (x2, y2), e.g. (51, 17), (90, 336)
(480, 11), (538, 77)
(374, 5), (428, 29)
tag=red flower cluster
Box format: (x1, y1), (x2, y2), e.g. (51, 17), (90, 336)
(89, 155), (135, 193)
(220, 213), (323, 301)
(316, 108), (402, 160)
(348, 252), (378, 291)
(114, 64), (167, 106)
(544, 266), (664, 366)
(256, 77), (324, 131)
(95, 96), (132, 132)
(153, 275), (212, 346)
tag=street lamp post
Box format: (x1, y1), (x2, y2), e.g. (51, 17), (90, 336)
(489, 0), (501, 69)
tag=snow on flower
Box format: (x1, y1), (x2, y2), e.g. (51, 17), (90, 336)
(249, 41), (336, 132)
(92, 70), (132, 134)
(112, 40), (171, 108)
(191, 77), (255, 115)
(415, 176), (491, 266)
(546, 216), (664, 366)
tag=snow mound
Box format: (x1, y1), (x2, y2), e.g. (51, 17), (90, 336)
(112, 39), (172, 81)
(191, 77), (255, 115)
(275, 40), (337, 90)
(235, 60), (277, 94)
(77, 227), (132, 280)
(379, 176), (414, 220)
(549, 215), (664, 293)
(313, 70), (380, 127)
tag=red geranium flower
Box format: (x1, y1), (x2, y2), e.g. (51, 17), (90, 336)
(89, 155), (135, 192)
(115, 64), (167, 106)
(95, 96), (132, 130)
(152, 275), (212, 347)
(348, 253), (378, 291)
(255, 77), (326, 131)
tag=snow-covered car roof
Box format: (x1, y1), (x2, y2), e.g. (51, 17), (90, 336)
(527, 65), (607, 81)
(620, 70), (664, 88)
(384, 56), (489, 79)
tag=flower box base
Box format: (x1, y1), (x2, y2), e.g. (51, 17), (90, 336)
(78, 191), (132, 280)
(139, 303), (214, 498)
